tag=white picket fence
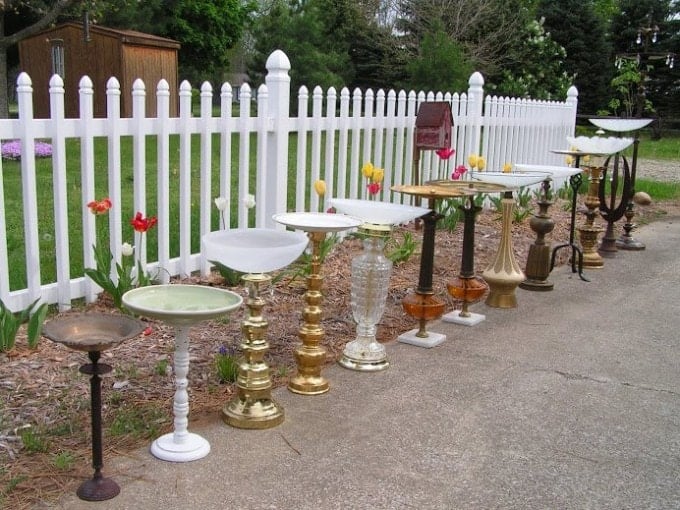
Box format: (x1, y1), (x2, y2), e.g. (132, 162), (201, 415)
(0, 49), (578, 312)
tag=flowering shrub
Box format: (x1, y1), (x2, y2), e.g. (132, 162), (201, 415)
(84, 198), (158, 310)
(1, 140), (53, 160)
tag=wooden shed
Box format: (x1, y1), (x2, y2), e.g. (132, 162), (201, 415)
(18, 22), (180, 118)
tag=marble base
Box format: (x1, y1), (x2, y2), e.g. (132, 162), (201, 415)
(442, 310), (485, 326)
(397, 329), (446, 348)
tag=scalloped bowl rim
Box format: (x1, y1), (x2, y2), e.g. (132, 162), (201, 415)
(566, 135), (634, 155)
(203, 228), (309, 273)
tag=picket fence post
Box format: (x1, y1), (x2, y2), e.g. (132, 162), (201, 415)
(264, 49), (291, 228)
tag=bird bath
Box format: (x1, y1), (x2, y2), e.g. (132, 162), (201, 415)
(122, 285), (242, 462)
(471, 171), (548, 307)
(202, 228), (308, 428)
(42, 313), (145, 501)
(328, 198), (430, 370)
(273, 211), (362, 394)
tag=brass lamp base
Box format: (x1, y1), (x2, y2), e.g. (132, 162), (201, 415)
(482, 195), (525, 308)
(579, 225), (605, 268)
(222, 273), (285, 429)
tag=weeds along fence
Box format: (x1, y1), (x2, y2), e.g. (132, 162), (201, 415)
(0, 49), (578, 312)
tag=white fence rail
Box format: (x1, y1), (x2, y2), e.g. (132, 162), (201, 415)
(0, 50), (578, 312)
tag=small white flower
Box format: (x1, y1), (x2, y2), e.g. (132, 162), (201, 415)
(121, 242), (134, 257)
(214, 196), (228, 211)
(243, 193), (256, 209)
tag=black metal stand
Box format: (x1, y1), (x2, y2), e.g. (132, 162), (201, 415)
(550, 171), (589, 282)
(77, 351), (119, 501)
(598, 154), (631, 257)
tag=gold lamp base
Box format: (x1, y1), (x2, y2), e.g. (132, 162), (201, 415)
(482, 195), (525, 309)
(222, 274), (284, 429)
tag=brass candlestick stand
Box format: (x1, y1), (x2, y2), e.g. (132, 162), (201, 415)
(273, 212), (361, 395)
(578, 166), (605, 269)
(223, 273), (284, 428)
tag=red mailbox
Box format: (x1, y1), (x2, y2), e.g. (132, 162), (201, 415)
(414, 101), (453, 150)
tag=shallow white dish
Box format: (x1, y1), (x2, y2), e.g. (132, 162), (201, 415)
(329, 198), (430, 225)
(588, 118), (654, 133)
(273, 212), (362, 232)
(471, 171), (549, 188)
(123, 285), (243, 325)
(203, 228), (309, 274)
(566, 136), (634, 155)
(514, 164), (583, 179)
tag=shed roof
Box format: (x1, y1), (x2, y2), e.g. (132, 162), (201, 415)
(32, 21), (181, 50)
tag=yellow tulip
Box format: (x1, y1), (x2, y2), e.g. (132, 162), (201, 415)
(476, 156), (486, 171)
(314, 179), (326, 197)
(361, 162), (374, 179)
(467, 154), (478, 168)
(502, 162), (512, 173)
(583, 155), (590, 163)
(371, 167), (385, 183)
(565, 155), (574, 166)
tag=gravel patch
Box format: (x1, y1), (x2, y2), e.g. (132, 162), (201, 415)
(636, 158), (679, 182)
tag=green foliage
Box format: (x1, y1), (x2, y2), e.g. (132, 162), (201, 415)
(84, 243), (156, 311)
(53, 451), (76, 470)
(436, 197), (464, 232)
(491, 17), (572, 99)
(289, 233), (338, 282)
(386, 231), (417, 264)
(635, 179), (680, 201)
(0, 298), (48, 352)
(107, 404), (166, 438)
(101, 0), (255, 84)
(538, 0), (613, 114)
(210, 260), (245, 287)
(154, 358), (170, 376)
(405, 22), (473, 93)
(20, 427), (48, 453)
(215, 345), (239, 383)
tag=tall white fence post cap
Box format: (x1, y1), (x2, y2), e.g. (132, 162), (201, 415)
(266, 50), (291, 72)
(469, 72), (484, 87)
(567, 85), (578, 98)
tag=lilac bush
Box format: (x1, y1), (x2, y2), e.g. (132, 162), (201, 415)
(1, 140), (53, 160)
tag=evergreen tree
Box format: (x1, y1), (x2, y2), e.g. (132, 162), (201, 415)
(538, 0), (613, 115)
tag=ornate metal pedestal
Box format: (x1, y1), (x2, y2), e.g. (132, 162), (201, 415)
(598, 154), (631, 257)
(273, 212), (361, 394)
(42, 313), (145, 501)
(520, 179), (555, 291)
(579, 166), (606, 269)
(589, 118), (654, 251)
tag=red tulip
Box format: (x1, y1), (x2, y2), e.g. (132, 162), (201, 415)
(131, 212), (158, 233)
(87, 197), (112, 215)
(436, 147), (455, 160)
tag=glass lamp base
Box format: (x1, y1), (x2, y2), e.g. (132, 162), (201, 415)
(338, 353), (389, 371)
